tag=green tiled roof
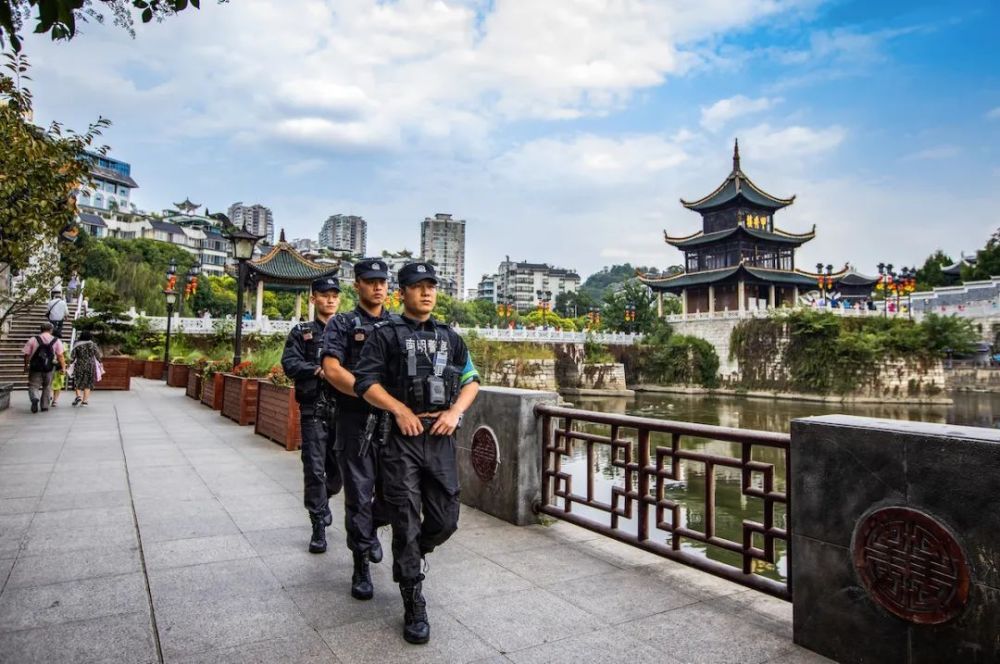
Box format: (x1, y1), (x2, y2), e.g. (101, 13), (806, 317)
(666, 225), (815, 248)
(680, 141), (794, 212)
(240, 244), (340, 285)
(640, 265), (817, 291)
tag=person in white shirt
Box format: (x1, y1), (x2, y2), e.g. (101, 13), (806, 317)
(45, 288), (69, 339)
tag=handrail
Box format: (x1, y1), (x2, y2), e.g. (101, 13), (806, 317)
(68, 279), (86, 349)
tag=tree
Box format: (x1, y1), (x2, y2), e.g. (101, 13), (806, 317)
(554, 290), (596, 318)
(602, 279), (657, 333)
(967, 228), (1000, 281)
(914, 250), (953, 290)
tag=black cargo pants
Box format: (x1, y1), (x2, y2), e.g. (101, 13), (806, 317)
(334, 408), (390, 554)
(300, 402), (342, 519)
(381, 420), (460, 582)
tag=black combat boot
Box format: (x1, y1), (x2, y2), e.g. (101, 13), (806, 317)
(399, 579), (430, 644)
(351, 551), (374, 600)
(308, 515), (327, 554)
(369, 537), (383, 563)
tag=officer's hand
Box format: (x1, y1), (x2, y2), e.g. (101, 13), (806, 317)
(429, 408), (461, 436)
(313, 366), (323, 377)
(394, 407), (424, 436)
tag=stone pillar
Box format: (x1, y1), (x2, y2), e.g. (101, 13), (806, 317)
(294, 291), (303, 322)
(455, 386), (559, 525)
(768, 284), (776, 309)
(656, 292), (663, 318)
(793, 286), (799, 306)
(737, 280), (745, 314)
(790, 415), (1000, 663)
(681, 288), (688, 320)
(255, 280), (265, 322)
(307, 300), (315, 321)
(708, 285), (715, 314)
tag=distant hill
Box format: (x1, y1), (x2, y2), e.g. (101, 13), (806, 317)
(579, 263), (677, 301)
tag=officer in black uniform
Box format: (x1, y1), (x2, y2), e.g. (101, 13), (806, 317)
(280, 276), (343, 554)
(320, 258), (392, 601)
(353, 262), (480, 645)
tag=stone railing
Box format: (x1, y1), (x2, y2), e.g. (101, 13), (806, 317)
(664, 303), (1000, 323)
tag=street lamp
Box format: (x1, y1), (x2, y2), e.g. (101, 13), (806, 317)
(624, 303), (637, 332)
(162, 288), (177, 380)
(225, 224), (265, 368)
(877, 263), (897, 318)
(179, 263), (200, 318)
(815, 263), (833, 305)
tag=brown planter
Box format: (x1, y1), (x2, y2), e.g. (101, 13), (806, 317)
(186, 370), (202, 400)
(201, 372), (225, 410)
(255, 381), (301, 451)
(129, 359), (146, 377)
(144, 360), (165, 380)
(94, 356), (131, 391)
(221, 373), (259, 426)
(167, 363), (190, 388)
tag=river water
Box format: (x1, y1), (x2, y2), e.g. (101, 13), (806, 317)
(552, 391), (1000, 585)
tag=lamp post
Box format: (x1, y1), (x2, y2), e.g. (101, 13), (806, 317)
(162, 288), (177, 380)
(877, 263), (897, 318)
(815, 263), (833, 305)
(624, 303), (636, 332)
(179, 263), (200, 318)
(225, 224), (264, 369)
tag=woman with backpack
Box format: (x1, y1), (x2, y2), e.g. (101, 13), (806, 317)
(21, 322), (66, 413)
(70, 331), (102, 406)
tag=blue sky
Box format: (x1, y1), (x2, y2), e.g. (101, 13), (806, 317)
(21, 0), (1000, 288)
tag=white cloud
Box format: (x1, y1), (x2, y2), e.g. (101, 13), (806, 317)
(700, 95), (779, 132)
(738, 123), (847, 161)
(901, 145), (961, 162)
(987, 107), (1000, 120)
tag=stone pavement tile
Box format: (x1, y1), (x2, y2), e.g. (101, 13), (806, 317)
(138, 511), (241, 543)
(487, 542), (619, 586)
(421, 540), (481, 568)
(0, 557), (14, 584)
(0, 513), (33, 557)
(454, 524), (556, 556)
(457, 506), (509, 530)
(206, 476), (290, 498)
(6, 545), (142, 588)
(52, 459), (126, 472)
(641, 559), (754, 599)
(762, 646), (835, 663)
(20, 521), (138, 555)
(0, 470), (50, 498)
(618, 601), (793, 664)
(534, 519), (605, 544)
(260, 550), (354, 588)
(431, 555), (534, 604)
(319, 610), (498, 664)
(229, 506), (311, 532)
(216, 490), (300, 514)
(0, 445), (62, 466)
(144, 533), (258, 571)
(56, 447), (125, 465)
(125, 450), (190, 468)
(29, 505), (134, 531)
(544, 566), (699, 624)
(148, 557), (280, 604)
(245, 525), (342, 557)
(0, 610), (156, 664)
(285, 582), (400, 630)
(446, 587), (602, 654)
(709, 588), (796, 638)
(154, 590), (313, 661)
(505, 626), (678, 664)
(133, 497), (224, 521)
(171, 630), (341, 664)
(0, 572), (148, 632)
(576, 536), (671, 568)
(45, 469), (128, 494)
(0, 462), (55, 475)
(37, 489), (131, 512)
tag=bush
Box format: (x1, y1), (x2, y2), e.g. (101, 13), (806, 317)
(649, 335), (719, 388)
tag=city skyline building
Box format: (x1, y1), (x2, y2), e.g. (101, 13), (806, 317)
(494, 258), (581, 312)
(318, 214), (367, 255)
(77, 151), (139, 213)
(228, 201), (274, 245)
(420, 213), (465, 298)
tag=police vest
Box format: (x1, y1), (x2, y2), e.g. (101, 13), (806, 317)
(294, 321), (326, 404)
(382, 316), (461, 413)
(335, 311), (384, 411)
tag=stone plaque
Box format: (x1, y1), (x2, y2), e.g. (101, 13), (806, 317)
(470, 425), (500, 482)
(853, 506), (970, 625)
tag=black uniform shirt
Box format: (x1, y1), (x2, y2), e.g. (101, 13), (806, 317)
(280, 318), (327, 403)
(353, 315), (479, 400)
(321, 306), (390, 410)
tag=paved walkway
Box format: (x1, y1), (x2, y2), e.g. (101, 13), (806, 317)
(0, 380), (831, 663)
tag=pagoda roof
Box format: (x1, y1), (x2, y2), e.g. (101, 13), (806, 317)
(835, 268), (879, 287)
(680, 140), (795, 212)
(942, 256), (975, 276)
(173, 198), (201, 213)
(664, 224), (816, 248)
(639, 264), (818, 292)
(234, 235), (341, 286)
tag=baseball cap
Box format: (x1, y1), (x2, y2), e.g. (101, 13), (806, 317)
(398, 262), (438, 287)
(311, 276), (341, 293)
(354, 258), (390, 281)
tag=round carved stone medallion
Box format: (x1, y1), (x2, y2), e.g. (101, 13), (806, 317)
(852, 506), (970, 624)
(470, 426), (499, 482)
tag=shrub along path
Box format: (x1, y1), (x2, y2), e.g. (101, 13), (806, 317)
(0, 380), (828, 663)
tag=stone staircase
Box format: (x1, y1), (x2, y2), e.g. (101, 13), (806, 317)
(1, 302), (80, 390)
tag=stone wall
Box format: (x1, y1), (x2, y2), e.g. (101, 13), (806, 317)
(483, 359), (558, 391)
(578, 363), (628, 391)
(669, 318), (742, 378)
(945, 367), (1000, 392)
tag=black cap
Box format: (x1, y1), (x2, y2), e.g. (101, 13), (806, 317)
(354, 258), (390, 281)
(398, 262), (438, 287)
(311, 276), (341, 293)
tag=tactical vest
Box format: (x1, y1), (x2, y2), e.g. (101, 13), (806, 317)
(383, 316), (461, 413)
(294, 321), (325, 404)
(336, 311), (385, 411)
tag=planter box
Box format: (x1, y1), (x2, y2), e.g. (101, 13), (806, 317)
(143, 360), (165, 380)
(0, 383), (12, 412)
(255, 381), (301, 451)
(167, 363), (190, 388)
(201, 372), (225, 410)
(94, 356), (131, 391)
(221, 373), (259, 426)
(186, 371), (202, 400)
(129, 359), (146, 377)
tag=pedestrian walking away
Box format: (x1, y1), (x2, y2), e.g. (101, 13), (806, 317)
(281, 276), (343, 554)
(353, 261), (481, 645)
(22, 322), (66, 413)
(45, 287), (69, 339)
(321, 258), (392, 601)
(69, 331), (103, 406)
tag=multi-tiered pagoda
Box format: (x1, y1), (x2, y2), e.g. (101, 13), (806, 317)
(641, 140), (819, 315)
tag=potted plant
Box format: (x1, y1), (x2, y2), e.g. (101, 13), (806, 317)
(200, 360), (227, 410)
(221, 360), (262, 425)
(255, 366), (301, 451)
(144, 353), (165, 380)
(186, 357), (207, 400)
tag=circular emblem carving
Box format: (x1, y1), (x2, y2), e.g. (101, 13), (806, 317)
(853, 507), (969, 624)
(470, 426), (499, 482)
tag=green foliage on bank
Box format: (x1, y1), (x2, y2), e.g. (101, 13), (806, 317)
(464, 333), (554, 383)
(730, 309), (979, 394)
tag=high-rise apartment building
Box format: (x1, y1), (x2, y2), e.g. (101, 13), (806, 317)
(228, 202), (274, 245)
(420, 213), (465, 298)
(495, 259), (581, 312)
(318, 214), (367, 255)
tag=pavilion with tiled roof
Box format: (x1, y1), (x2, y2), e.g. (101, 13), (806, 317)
(229, 230), (341, 321)
(640, 140), (822, 316)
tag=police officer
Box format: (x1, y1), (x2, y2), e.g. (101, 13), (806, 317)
(320, 258), (392, 601)
(280, 276), (343, 554)
(353, 262), (480, 645)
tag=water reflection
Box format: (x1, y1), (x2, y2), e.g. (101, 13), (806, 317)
(553, 391), (1000, 585)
